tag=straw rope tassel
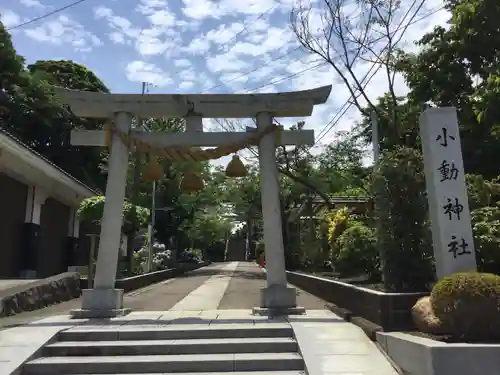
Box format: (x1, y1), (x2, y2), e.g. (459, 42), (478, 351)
(107, 123), (278, 162)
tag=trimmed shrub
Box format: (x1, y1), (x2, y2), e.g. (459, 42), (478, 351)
(335, 224), (380, 279)
(430, 272), (500, 341)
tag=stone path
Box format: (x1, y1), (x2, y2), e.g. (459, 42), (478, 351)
(170, 262), (239, 311)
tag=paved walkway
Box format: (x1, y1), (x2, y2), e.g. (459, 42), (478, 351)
(0, 261), (329, 328)
(0, 262), (399, 374)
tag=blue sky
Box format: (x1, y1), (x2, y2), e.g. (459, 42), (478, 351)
(1, 0), (450, 165)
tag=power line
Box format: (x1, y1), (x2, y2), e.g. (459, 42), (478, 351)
(174, 4), (449, 166)
(308, 4), (447, 146)
(7, 0), (88, 30)
(211, 3), (444, 110)
(206, 11), (368, 93)
(216, 2), (281, 53)
(202, 45), (303, 93)
(244, 61), (327, 93)
(313, 64), (381, 146)
(153, 1), (282, 92)
(237, 4), (445, 98)
(224, 4), (446, 162)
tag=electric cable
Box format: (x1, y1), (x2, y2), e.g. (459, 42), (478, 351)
(307, 4), (446, 146)
(209, 5), (444, 96)
(7, 0), (88, 30)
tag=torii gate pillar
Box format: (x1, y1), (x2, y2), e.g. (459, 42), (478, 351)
(252, 112), (304, 315)
(76, 112), (133, 318)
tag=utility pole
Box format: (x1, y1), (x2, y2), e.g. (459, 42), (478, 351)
(146, 179), (156, 272)
(126, 82), (147, 276)
(371, 111), (388, 288)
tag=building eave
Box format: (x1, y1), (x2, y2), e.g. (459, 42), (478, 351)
(0, 128), (99, 206)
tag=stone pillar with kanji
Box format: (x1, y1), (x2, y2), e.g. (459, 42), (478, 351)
(419, 107), (477, 279)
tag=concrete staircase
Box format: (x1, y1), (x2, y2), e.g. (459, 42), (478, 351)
(22, 322), (305, 374)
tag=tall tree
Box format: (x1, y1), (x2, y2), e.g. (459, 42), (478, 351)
(0, 24), (111, 190)
(27, 60), (110, 190)
(27, 60), (109, 93)
(396, 0), (500, 178)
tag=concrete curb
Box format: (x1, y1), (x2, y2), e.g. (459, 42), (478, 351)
(377, 331), (500, 375)
(326, 303), (383, 341)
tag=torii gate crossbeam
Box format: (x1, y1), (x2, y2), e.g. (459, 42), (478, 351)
(56, 85), (332, 318)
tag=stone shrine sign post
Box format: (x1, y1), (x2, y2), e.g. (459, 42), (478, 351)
(419, 107), (477, 279)
(55, 86), (332, 318)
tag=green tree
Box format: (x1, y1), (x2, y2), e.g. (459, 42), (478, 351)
(27, 60), (110, 190)
(396, 0), (500, 178)
(27, 60), (109, 93)
(372, 146), (434, 292)
(0, 24), (110, 190)
(316, 131), (371, 195)
(183, 212), (232, 252)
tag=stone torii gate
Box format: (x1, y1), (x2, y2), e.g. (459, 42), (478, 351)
(55, 85), (332, 318)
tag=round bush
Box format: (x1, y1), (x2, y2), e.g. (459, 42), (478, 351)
(430, 272), (500, 341)
(335, 224), (380, 279)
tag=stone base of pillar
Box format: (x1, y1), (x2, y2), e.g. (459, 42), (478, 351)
(252, 306), (306, 316)
(252, 285), (306, 316)
(70, 288), (131, 318)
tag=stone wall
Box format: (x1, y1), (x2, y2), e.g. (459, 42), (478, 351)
(0, 272), (81, 317)
(286, 271), (428, 331)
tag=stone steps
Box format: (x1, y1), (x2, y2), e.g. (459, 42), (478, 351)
(57, 323), (293, 341)
(23, 353), (304, 374)
(44, 337), (298, 356)
(38, 372), (306, 375)
(23, 323), (305, 375)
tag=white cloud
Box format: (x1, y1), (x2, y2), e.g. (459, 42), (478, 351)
(1, 9), (21, 28)
(125, 60), (173, 87)
(174, 58), (193, 68)
(135, 0), (169, 15)
(19, 0), (44, 8)
(182, 0), (280, 19)
(23, 15), (103, 52)
(94, 3), (184, 57)
(184, 37), (211, 54)
(94, 6), (141, 44)
(148, 10), (176, 27)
